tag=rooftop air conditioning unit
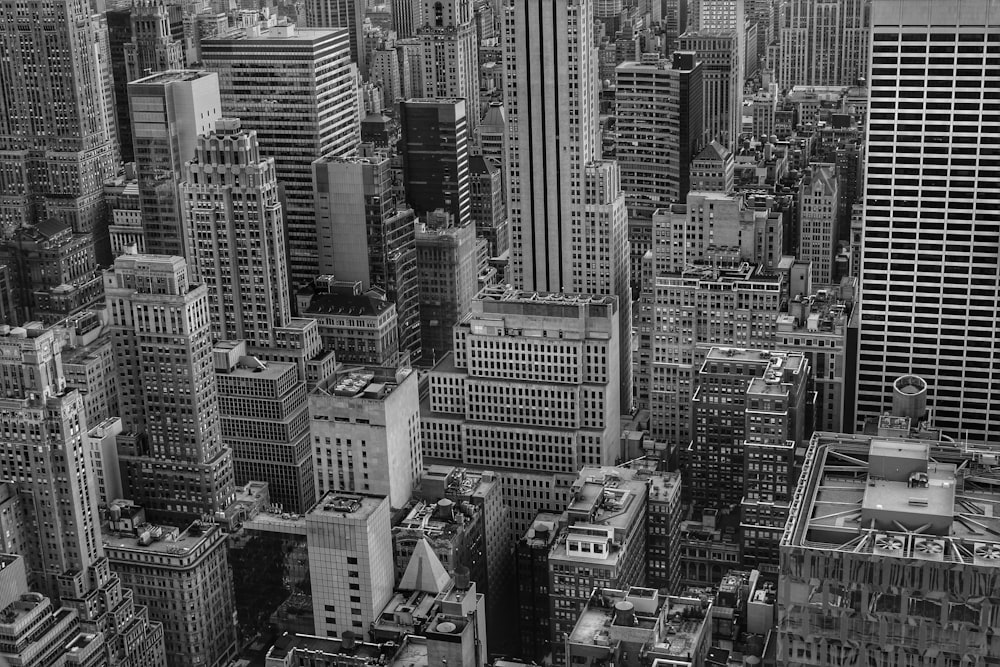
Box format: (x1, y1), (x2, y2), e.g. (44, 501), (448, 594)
(873, 533), (906, 556)
(912, 538), (945, 561)
(973, 543), (1000, 567)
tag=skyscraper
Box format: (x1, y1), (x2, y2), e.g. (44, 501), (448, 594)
(856, 0), (1000, 442)
(420, 285), (622, 538)
(415, 0), (481, 131)
(105, 251), (235, 524)
(124, 0), (186, 82)
(399, 98), (472, 226)
(305, 0), (367, 75)
(797, 163), (839, 283)
(181, 118), (291, 347)
(615, 52), (704, 217)
(0, 0), (119, 237)
(312, 155), (422, 359)
(776, 0), (871, 89)
(677, 30), (742, 148)
(503, 0), (631, 409)
(0, 325), (167, 666)
(128, 70), (222, 257)
(202, 25), (361, 287)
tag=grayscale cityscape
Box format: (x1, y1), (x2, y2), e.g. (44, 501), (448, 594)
(0, 0), (997, 665)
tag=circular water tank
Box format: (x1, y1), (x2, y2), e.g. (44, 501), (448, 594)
(614, 601), (635, 627)
(435, 622), (457, 634)
(892, 375), (927, 422)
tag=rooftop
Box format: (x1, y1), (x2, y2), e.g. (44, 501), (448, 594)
(301, 292), (393, 318)
(130, 69), (215, 85)
(307, 492), (387, 522)
(475, 284), (614, 307)
(102, 520), (218, 556)
(783, 433), (1000, 564)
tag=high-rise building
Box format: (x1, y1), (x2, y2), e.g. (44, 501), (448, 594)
(502, 0), (632, 409)
(307, 493), (395, 640)
(856, 0), (1000, 442)
(0, 0), (119, 238)
(105, 251), (235, 524)
(420, 285), (622, 538)
(309, 366), (421, 509)
(124, 0), (186, 82)
(305, 0), (367, 75)
(468, 155), (508, 259)
(128, 70), (222, 257)
(415, 0), (481, 131)
(202, 25), (360, 287)
(643, 262), (784, 446)
(677, 30), (742, 148)
(107, 7), (136, 163)
(182, 118), (291, 347)
(779, 431), (1000, 665)
(776, 0), (871, 90)
(393, 0), (422, 37)
(103, 503), (237, 667)
(0, 326), (166, 666)
(214, 340), (315, 514)
(689, 140), (735, 193)
(415, 219), (478, 361)
(797, 163), (839, 283)
(399, 99), (472, 227)
(615, 52), (705, 218)
(516, 512), (561, 662)
(690, 0), (746, 79)
(547, 468), (648, 664)
(313, 154), (422, 359)
(297, 279), (402, 366)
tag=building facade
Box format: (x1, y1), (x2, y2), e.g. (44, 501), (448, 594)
(856, 0), (1000, 442)
(182, 118), (291, 348)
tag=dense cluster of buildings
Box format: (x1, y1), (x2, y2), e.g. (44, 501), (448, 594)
(0, 0), (997, 665)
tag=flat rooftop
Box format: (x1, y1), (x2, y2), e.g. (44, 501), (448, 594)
(784, 433), (1000, 564)
(130, 70), (215, 85)
(307, 492), (387, 522)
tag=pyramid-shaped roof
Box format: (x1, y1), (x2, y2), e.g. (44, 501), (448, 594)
(694, 140), (731, 162)
(398, 537), (451, 594)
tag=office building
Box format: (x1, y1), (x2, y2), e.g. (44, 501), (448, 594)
(503, 0), (632, 409)
(313, 154), (421, 359)
(677, 31), (742, 148)
(643, 262), (784, 446)
(516, 513), (561, 662)
(689, 140), (735, 193)
(124, 0), (186, 83)
(182, 118), (291, 347)
(856, 0), (1000, 442)
(779, 431), (1000, 665)
(415, 219), (478, 361)
(399, 99), (472, 227)
(214, 341), (314, 514)
(128, 70), (222, 257)
(393, 499), (486, 593)
(420, 286), (622, 538)
(305, 0), (367, 74)
(548, 468), (648, 663)
(468, 155), (507, 260)
(107, 7), (135, 163)
(776, 0), (870, 90)
(0, 219), (103, 325)
(307, 493), (395, 640)
(564, 588), (713, 667)
(415, 0), (481, 131)
(103, 503), (237, 667)
(0, 0), (119, 238)
(797, 163), (839, 283)
(775, 276), (859, 433)
(416, 464), (511, 651)
(104, 175), (145, 256)
(297, 279), (401, 366)
(0, 326), (167, 665)
(393, 0), (422, 37)
(615, 52), (704, 217)
(202, 25), (360, 287)
(105, 251), (235, 524)
(310, 366), (421, 509)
